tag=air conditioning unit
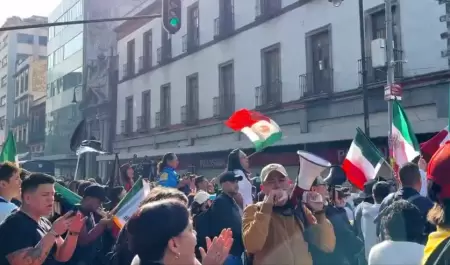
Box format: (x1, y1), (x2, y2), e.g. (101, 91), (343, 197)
(371, 38), (387, 68)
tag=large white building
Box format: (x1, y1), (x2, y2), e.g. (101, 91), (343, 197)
(0, 16), (47, 146)
(99, 0), (450, 177)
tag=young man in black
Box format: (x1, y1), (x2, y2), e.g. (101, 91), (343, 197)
(0, 173), (85, 265)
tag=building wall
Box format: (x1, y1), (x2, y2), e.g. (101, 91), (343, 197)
(115, 0), (447, 132)
(104, 0), (449, 163)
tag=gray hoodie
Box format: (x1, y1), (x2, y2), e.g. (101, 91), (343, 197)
(360, 202), (381, 259)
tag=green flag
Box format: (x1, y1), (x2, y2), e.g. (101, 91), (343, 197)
(55, 183), (81, 206)
(0, 131), (17, 164)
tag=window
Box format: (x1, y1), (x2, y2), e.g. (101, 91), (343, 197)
(15, 78), (19, 97)
(1, 75), (6, 87)
(16, 53), (29, 63)
(14, 103), (18, 118)
(185, 74), (199, 124)
(160, 28), (172, 62)
(257, 0), (281, 17)
(24, 99), (28, 114)
(160, 83), (171, 127)
(256, 43), (282, 107)
(17, 33), (34, 44)
(125, 96), (133, 133)
(63, 67), (82, 90)
(63, 33), (82, 59)
(23, 126), (27, 143)
(53, 47), (64, 65)
(142, 90), (151, 129)
(217, 0), (235, 35)
(143, 30), (152, 68)
(20, 74), (25, 93)
(187, 3), (200, 49)
(126, 39), (135, 76)
(0, 96), (5, 106)
(1, 56), (6, 67)
(305, 26), (333, 95)
(38, 36), (48, 46)
(218, 61), (235, 117)
(24, 69), (29, 92)
(48, 53), (54, 69)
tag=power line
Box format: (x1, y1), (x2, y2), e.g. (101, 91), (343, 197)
(0, 14), (162, 32)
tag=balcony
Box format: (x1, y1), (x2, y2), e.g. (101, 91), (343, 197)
(358, 49), (404, 86)
(182, 35), (187, 53)
(213, 93), (235, 119)
(155, 112), (160, 128)
(181, 104), (199, 126)
(255, 0), (281, 20)
(156, 48), (162, 64)
(122, 64), (128, 79)
(299, 69), (334, 99)
(255, 80), (282, 110)
(214, 14), (235, 40)
(138, 56), (144, 72)
(12, 115), (29, 127)
(136, 115), (148, 133)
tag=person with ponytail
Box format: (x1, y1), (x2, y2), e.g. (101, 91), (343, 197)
(226, 149), (252, 209)
(157, 153), (190, 189)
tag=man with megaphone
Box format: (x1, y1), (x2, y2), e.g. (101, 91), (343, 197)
(242, 163), (335, 265)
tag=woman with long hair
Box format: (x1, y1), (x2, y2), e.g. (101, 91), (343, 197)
(226, 149), (252, 209)
(121, 163), (135, 192)
(128, 199), (233, 265)
(157, 153), (190, 189)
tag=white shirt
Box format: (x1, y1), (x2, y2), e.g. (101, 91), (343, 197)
(235, 169), (253, 209)
(0, 196), (17, 223)
(368, 240), (424, 265)
(419, 169), (427, 197)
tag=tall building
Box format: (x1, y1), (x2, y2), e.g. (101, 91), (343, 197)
(0, 16), (48, 148)
(12, 55), (47, 159)
(98, 0), (450, 177)
(44, 0), (154, 178)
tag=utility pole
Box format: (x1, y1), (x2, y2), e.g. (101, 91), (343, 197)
(385, 0), (396, 174)
(359, 0), (370, 138)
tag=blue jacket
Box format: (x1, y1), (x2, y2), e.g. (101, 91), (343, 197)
(158, 166), (179, 188)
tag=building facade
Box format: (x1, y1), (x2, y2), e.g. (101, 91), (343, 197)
(0, 16), (48, 147)
(28, 96), (46, 157)
(103, 0), (450, 177)
(43, 0), (83, 177)
(12, 55), (47, 158)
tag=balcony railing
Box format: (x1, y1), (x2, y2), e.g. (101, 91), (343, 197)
(122, 63), (128, 79)
(156, 48), (162, 64)
(137, 115), (149, 132)
(299, 69), (334, 99)
(138, 56), (144, 72)
(255, 0), (281, 20)
(358, 49), (404, 86)
(213, 93), (235, 119)
(182, 35), (187, 52)
(181, 103), (199, 125)
(255, 80), (282, 109)
(214, 14), (235, 39)
(120, 120), (126, 135)
(155, 112), (160, 128)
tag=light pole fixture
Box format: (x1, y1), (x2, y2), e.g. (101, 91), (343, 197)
(329, 0), (343, 7)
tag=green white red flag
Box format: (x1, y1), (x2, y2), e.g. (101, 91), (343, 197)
(225, 109), (282, 151)
(112, 178), (151, 230)
(391, 100), (420, 168)
(342, 128), (384, 190)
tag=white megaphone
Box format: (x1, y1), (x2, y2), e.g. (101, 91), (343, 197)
(297, 150), (331, 190)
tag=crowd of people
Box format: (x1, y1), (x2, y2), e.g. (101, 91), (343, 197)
(2, 144), (450, 265)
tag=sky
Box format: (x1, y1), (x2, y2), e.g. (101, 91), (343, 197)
(0, 0), (61, 25)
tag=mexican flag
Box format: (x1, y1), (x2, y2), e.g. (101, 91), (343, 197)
(0, 131), (18, 164)
(342, 128), (384, 190)
(225, 109), (282, 151)
(112, 178), (151, 231)
(392, 100), (420, 168)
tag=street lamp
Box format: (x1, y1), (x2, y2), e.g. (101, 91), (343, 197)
(329, 0), (370, 138)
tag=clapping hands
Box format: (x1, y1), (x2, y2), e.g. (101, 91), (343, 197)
(200, 229), (233, 265)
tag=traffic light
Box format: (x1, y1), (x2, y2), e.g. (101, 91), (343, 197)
(162, 0), (182, 34)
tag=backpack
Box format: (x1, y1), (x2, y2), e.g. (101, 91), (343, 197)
(424, 236), (450, 265)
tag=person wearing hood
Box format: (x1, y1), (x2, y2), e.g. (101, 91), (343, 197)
(422, 141), (450, 264)
(226, 149), (253, 209)
(358, 181), (391, 260)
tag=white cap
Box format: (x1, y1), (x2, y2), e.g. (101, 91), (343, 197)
(193, 191), (210, 205)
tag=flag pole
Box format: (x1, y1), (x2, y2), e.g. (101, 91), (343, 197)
(74, 155), (81, 180)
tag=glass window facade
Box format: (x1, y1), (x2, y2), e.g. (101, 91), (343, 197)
(49, 0), (83, 40)
(63, 33), (82, 60)
(17, 33), (34, 44)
